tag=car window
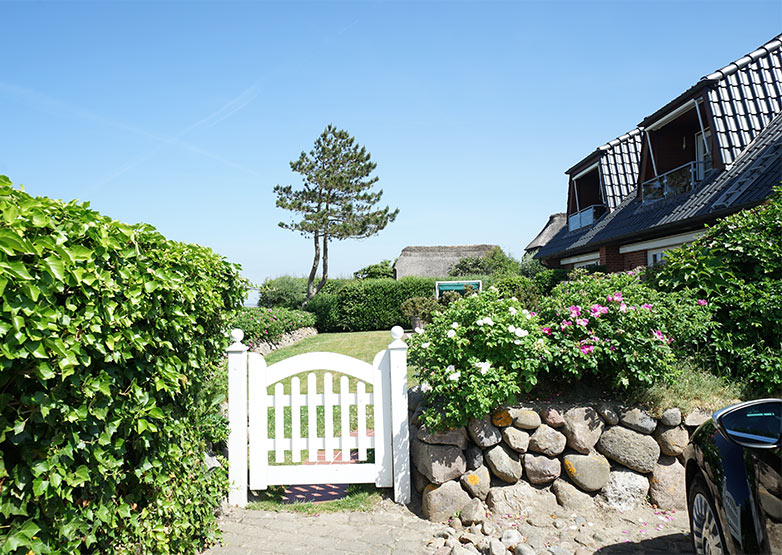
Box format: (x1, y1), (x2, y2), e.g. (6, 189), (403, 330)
(720, 401), (782, 445)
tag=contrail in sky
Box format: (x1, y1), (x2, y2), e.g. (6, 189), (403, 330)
(0, 80), (262, 186)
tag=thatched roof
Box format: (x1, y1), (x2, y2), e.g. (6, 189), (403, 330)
(393, 244), (498, 278)
(525, 213), (566, 253)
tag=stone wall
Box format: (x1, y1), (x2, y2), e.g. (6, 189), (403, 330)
(249, 327), (318, 356)
(407, 388), (711, 523)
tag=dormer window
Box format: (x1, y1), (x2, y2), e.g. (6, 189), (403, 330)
(568, 164), (606, 231)
(640, 99), (715, 202)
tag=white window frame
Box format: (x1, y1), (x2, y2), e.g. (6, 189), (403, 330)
(562, 251), (600, 267)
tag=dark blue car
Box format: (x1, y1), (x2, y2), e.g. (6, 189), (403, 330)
(684, 399), (782, 555)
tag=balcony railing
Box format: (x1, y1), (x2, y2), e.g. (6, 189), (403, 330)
(641, 160), (712, 202)
(568, 204), (606, 232)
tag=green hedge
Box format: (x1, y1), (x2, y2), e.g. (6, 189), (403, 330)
(0, 177), (247, 553)
(229, 307), (315, 350)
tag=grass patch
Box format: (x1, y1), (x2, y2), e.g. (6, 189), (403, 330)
(627, 361), (745, 416)
(264, 330), (391, 365)
(247, 484), (386, 514)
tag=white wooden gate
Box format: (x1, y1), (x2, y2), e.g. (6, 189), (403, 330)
(226, 326), (410, 507)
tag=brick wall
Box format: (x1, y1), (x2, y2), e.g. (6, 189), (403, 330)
(623, 250), (647, 270)
(599, 245), (624, 273)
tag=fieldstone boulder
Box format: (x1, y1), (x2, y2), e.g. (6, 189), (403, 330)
(465, 445), (484, 470)
(562, 451), (611, 492)
(408, 384), (424, 411)
(486, 481), (558, 516)
(541, 407), (565, 428)
(512, 409), (542, 430)
(485, 444), (523, 483)
(460, 465), (491, 501)
(412, 465), (429, 493)
(597, 426), (660, 474)
(649, 456), (687, 510)
(660, 407), (682, 427)
(685, 409), (711, 427)
(459, 497), (486, 525)
(514, 544), (536, 555)
(619, 407), (657, 434)
(468, 417), (502, 447)
(491, 407), (513, 427)
(502, 427), (530, 453)
(562, 407), (605, 454)
(418, 425), (470, 449)
(597, 404), (619, 426)
(529, 424), (567, 456)
(423, 481), (471, 522)
(552, 478), (594, 510)
(602, 468), (650, 511)
(524, 453), (561, 485)
(412, 438), (467, 484)
(654, 424), (689, 456)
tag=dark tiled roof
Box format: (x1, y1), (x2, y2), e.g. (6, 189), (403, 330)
(706, 35), (782, 166)
(537, 111), (782, 260)
(525, 213), (566, 251)
(598, 129), (642, 210)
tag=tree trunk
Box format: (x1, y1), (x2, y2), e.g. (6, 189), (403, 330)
(305, 232), (321, 301)
(314, 234), (329, 296)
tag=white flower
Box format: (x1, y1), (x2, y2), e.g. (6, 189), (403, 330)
(414, 327), (424, 334)
(420, 382), (432, 392)
(447, 329), (456, 338)
(421, 342), (430, 348)
(489, 286), (498, 292)
(448, 370), (461, 381)
(483, 317), (494, 326)
(514, 339), (521, 345)
(476, 318), (484, 326)
(451, 322), (459, 329)
(475, 361), (492, 375)
(515, 328), (529, 337)
(537, 338), (545, 346)
(511, 297), (518, 302)
(508, 325), (516, 333)
(508, 307), (517, 315)
(446, 364), (455, 372)
(522, 309), (532, 320)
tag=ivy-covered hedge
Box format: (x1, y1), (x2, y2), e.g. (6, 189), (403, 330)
(229, 307), (315, 351)
(0, 177), (247, 554)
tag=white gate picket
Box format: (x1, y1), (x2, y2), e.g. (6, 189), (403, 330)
(226, 327), (410, 508)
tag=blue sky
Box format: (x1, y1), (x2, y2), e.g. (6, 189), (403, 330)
(2, 1), (780, 285)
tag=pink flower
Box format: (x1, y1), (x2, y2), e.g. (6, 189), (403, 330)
(619, 302), (628, 313)
(590, 304), (609, 318)
(580, 345), (594, 354)
(641, 303), (653, 310)
(568, 305), (581, 318)
(652, 329), (672, 343)
(560, 320), (572, 330)
(609, 346), (616, 351)
(697, 299), (708, 306)
(575, 318), (589, 327)
(612, 291), (623, 302)
(541, 327), (552, 335)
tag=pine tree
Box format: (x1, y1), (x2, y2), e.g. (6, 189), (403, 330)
(274, 125), (399, 301)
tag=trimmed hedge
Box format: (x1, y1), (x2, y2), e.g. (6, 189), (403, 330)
(0, 177), (247, 553)
(229, 307), (315, 351)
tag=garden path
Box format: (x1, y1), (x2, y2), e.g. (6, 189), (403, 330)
(202, 499), (444, 555)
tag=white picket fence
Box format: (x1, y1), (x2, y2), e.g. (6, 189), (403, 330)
(226, 326), (411, 507)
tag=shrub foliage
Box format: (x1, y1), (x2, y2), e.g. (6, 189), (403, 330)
(0, 178), (247, 553)
(649, 188), (782, 392)
(229, 307), (315, 351)
(408, 271), (712, 430)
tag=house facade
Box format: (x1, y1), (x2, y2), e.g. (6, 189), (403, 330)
(535, 35), (782, 271)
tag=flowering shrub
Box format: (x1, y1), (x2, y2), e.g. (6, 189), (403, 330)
(229, 307), (315, 349)
(410, 271), (714, 430)
(407, 289), (550, 430)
